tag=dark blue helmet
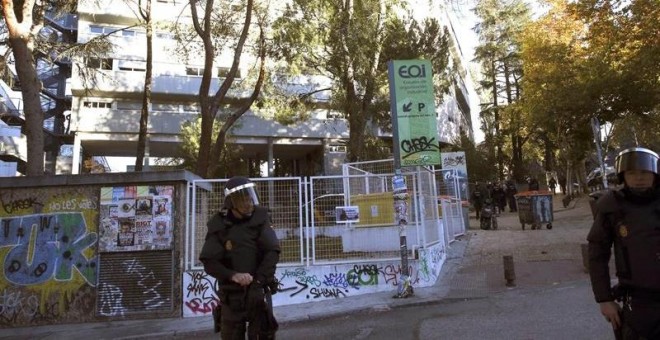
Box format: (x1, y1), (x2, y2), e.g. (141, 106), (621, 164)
(615, 147), (659, 184)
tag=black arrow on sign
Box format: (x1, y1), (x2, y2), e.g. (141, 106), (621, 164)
(403, 102), (413, 112)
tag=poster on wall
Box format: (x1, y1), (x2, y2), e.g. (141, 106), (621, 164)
(335, 206), (360, 223)
(99, 185), (174, 252)
(440, 151), (468, 200)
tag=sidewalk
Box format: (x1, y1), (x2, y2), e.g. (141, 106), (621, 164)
(0, 194), (594, 340)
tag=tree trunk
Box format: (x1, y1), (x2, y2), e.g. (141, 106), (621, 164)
(208, 19), (265, 178)
(11, 38), (44, 176)
(491, 58), (501, 178)
(3, 0), (45, 176)
(136, 0), (153, 172)
(191, 0), (253, 178)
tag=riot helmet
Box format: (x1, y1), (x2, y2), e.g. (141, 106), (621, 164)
(615, 147), (659, 187)
(224, 176), (259, 217)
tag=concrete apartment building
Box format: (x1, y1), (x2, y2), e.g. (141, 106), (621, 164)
(0, 0), (481, 177)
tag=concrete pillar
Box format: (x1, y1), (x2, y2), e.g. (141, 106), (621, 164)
(72, 133), (82, 175)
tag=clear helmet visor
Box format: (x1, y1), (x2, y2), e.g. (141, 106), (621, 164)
(225, 183), (259, 215)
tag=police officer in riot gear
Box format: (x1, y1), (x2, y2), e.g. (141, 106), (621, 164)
(199, 176), (280, 339)
(587, 147), (660, 339)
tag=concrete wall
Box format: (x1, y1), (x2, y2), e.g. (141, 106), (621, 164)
(0, 171), (200, 328)
(181, 242), (446, 318)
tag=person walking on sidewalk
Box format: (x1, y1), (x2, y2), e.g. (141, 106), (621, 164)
(199, 176), (281, 339)
(471, 182), (486, 219)
(548, 177), (557, 195)
(505, 178), (518, 212)
(587, 147), (660, 339)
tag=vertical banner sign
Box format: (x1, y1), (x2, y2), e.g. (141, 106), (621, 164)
(388, 59), (441, 167)
(387, 59), (440, 298)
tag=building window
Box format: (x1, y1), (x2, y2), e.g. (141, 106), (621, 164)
(328, 145), (346, 153)
(182, 103), (199, 112)
(84, 101), (113, 109)
(156, 32), (174, 40)
(116, 101), (142, 110)
(218, 67), (241, 79)
(186, 67), (204, 76)
(153, 103), (179, 111)
(89, 25), (114, 35)
(86, 58), (113, 70)
(326, 111), (345, 119)
(118, 60), (146, 72)
(122, 30), (136, 37)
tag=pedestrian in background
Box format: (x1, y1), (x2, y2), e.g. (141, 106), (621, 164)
(491, 182), (507, 214)
(548, 177), (557, 195)
(527, 177), (540, 191)
(587, 147), (660, 339)
(199, 176), (281, 339)
(471, 182), (485, 219)
(505, 178), (518, 212)
(558, 175), (567, 195)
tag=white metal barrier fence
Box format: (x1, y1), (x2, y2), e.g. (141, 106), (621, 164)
(187, 164), (464, 270)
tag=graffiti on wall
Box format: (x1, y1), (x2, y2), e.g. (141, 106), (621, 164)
(1, 213), (97, 285)
(0, 189), (98, 327)
(182, 271), (219, 317)
(97, 256), (172, 316)
(99, 186), (174, 252)
(182, 242), (445, 317)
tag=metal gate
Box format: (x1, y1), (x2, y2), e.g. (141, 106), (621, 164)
(186, 164), (464, 270)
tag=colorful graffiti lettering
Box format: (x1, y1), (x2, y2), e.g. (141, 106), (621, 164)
(0, 213), (98, 286)
(322, 273), (352, 289)
(183, 271), (218, 315)
(183, 270), (220, 316)
(382, 264), (419, 286)
(347, 264), (380, 287)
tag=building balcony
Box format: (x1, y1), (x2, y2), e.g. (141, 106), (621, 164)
(69, 107), (349, 139)
(70, 70), (253, 98)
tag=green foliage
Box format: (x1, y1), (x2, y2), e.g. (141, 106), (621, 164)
(473, 0), (532, 180)
(178, 116), (258, 178)
(271, 0), (452, 161)
(447, 131), (495, 183)
(519, 0), (659, 183)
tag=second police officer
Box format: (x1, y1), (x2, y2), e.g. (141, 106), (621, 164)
(587, 147), (660, 339)
(199, 176), (281, 339)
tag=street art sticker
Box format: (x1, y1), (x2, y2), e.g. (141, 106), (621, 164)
(99, 186), (174, 252)
(441, 151), (468, 200)
(182, 242), (446, 317)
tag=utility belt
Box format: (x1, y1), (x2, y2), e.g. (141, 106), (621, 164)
(613, 284), (660, 302)
(213, 281), (279, 336)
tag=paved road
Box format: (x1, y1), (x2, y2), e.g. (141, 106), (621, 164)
(273, 280), (612, 340)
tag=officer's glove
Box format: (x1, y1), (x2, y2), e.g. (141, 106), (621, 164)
(267, 278), (280, 295)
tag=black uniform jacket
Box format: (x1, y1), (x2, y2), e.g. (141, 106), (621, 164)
(199, 206), (280, 287)
(587, 189), (660, 302)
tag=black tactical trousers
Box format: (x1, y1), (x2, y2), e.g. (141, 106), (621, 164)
(618, 295), (660, 340)
(220, 291), (275, 339)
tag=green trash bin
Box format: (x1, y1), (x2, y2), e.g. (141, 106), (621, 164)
(514, 191), (553, 230)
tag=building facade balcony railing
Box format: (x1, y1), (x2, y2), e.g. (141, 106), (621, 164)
(70, 70), (255, 98)
(70, 107), (350, 139)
